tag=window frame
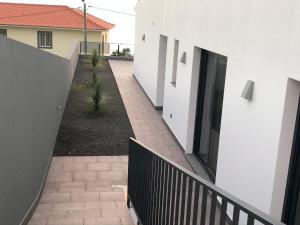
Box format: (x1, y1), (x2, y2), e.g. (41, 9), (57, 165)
(0, 29), (7, 37)
(37, 31), (53, 49)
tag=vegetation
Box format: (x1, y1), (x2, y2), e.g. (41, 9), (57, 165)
(111, 47), (132, 57)
(91, 81), (102, 112)
(91, 49), (99, 70)
(71, 50), (104, 113)
(89, 49), (102, 113)
(91, 72), (97, 87)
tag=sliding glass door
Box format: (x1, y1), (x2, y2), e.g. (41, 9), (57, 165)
(193, 50), (227, 181)
(283, 95), (300, 225)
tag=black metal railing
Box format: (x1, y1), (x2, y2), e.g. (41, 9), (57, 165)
(127, 138), (285, 225)
(80, 41), (134, 57)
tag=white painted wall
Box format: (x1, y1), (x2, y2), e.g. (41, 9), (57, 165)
(134, 0), (165, 106)
(134, 0), (300, 219)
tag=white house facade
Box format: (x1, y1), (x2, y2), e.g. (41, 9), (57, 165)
(134, 0), (300, 224)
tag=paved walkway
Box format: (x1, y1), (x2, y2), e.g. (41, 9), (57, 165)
(29, 156), (133, 225)
(29, 59), (193, 225)
(108, 61), (223, 223)
(109, 60), (192, 171)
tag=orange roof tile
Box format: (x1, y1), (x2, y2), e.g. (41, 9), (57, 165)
(0, 2), (114, 30)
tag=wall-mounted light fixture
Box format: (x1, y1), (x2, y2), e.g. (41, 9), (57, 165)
(180, 52), (186, 64)
(241, 80), (254, 101)
(142, 34), (146, 41)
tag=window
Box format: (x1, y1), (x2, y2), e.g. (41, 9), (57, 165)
(38, 31), (52, 48)
(0, 29), (7, 37)
(171, 39), (179, 86)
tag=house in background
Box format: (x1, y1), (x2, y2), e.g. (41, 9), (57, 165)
(134, 0), (300, 224)
(0, 2), (114, 57)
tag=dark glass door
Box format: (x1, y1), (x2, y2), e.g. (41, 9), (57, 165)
(193, 50), (227, 182)
(283, 95), (300, 225)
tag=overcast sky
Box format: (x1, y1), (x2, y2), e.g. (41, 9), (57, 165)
(3, 0), (137, 45)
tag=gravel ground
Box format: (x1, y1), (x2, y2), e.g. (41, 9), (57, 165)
(53, 56), (134, 156)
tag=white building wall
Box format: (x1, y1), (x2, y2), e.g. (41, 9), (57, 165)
(134, 0), (165, 106)
(134, 0), (300, 219)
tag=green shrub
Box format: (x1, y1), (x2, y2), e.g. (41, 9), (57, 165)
(92, 72), (97, 86)
(91, 80), (102, 112)
(111, 47), (132, 57)
(88, 71), (102, 112)
(121, 48), (131, 57)
(88, 50), (104, 113)
(91, 49), (99, 69)
(86, 72), (97, 89)
(111, 50), (118, 56)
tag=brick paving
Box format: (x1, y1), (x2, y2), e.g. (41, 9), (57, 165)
(28, 156), (133, 225)
(109, 60), (192, 171)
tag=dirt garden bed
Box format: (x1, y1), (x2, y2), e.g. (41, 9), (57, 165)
(53, 56), (135, 156)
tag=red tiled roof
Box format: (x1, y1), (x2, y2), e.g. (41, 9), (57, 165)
(0, 2), (114, 30)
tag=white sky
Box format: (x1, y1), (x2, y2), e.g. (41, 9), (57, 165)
(2, 0), (137, 45)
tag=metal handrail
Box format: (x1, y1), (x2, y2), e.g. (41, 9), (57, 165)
(79, 41), (135, 45)
(79, 41), (134, 56)
(127, 138), (285, 225)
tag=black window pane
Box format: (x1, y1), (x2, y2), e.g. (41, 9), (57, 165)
(39, 33), (44, 47)
(194, 50), (227, 181)
(211, 59), (227, 132)
(46, 33), (52, 47)
(0, 29), (7, 37)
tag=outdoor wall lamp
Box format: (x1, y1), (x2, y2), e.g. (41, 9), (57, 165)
(56, 105), (62, 110)
(142, 34), (146, 41)
(180, 52), (186, 64)
(241, 80), (254, 101)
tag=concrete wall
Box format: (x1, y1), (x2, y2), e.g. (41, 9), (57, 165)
(0, 36), (79, 225)
(2, 26), (102, 58)
(134, 0), (300, 219)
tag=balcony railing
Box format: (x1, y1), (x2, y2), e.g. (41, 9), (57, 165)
(127, 138), (285, 225)
(80, 41), (134, 57)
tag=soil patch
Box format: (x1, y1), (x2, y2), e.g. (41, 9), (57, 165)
(53, 56), (134, 156)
